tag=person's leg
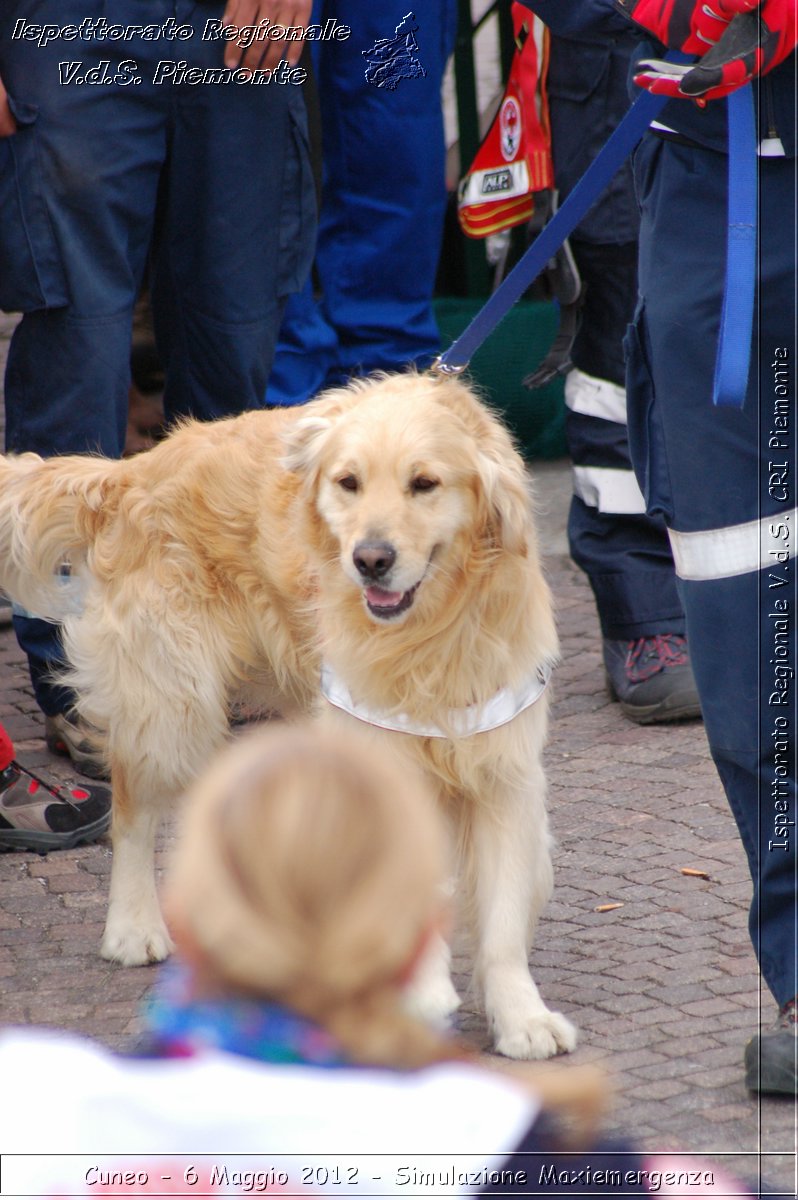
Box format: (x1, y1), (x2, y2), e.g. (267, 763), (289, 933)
(268, 25), (336, 409)
(311, 2), (458, 378)
(565, 238), (697, 722)
(628, 136), (797, 1089)
(0, 2), (170, 735)
(567, 239), (685, 637)
(151, 10), (317, 422)
(267, 280), (338, 407)
(547, 34), (695, 721)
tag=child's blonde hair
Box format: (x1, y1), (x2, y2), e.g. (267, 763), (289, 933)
(165, 721), (608, 1132)
(164, 722), (461, 1069)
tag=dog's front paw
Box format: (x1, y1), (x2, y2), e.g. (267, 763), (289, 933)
(494, 1010), (577, 1060)
(404, 973), (462, 1028)
(100, 919), (174, 967)
(402, 931), (461, 1027)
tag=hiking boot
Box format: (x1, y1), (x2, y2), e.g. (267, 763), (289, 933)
(45, 712), (109, 781)
(744, 997), (797, 1095)
(0, 760), (111, 852)
(603, 634), (702, 724)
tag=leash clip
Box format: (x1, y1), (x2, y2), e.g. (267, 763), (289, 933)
(430, 356), (468, 377)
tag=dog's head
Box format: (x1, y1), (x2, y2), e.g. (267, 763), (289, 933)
(283, 372), (533, 626)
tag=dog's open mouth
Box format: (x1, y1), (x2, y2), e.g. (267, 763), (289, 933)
(364, 582), (419, 620)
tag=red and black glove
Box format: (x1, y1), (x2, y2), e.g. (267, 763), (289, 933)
(617, 0), (797, 99)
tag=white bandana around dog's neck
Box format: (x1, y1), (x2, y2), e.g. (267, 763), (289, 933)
(320, 663), (552, 739)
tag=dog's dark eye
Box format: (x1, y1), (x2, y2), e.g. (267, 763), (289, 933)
(338, 474), (359, 492)
(411, 476), (439, 495)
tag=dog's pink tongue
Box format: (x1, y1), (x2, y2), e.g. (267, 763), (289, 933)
(366, 586), (403, 607)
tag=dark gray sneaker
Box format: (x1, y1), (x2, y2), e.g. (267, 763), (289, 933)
(744, 997), (797, 1095)
(0, 760), (111, 852)
(603, 635), (703, 725)
(45, 712), (109, 780)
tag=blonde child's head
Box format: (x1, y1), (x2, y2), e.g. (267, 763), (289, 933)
(165, 721), (607, 1128)
(164, 722), (456, 1068)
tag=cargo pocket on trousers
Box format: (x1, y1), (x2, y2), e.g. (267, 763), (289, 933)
(623, 306), (674, 524)
(0, 96), (68, 313)
(276, 100), (318, 299)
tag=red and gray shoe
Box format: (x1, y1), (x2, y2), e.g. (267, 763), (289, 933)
(744, 997), (797, 1095)
(603, 634), (703, 725)
(0, 760), (111, 853)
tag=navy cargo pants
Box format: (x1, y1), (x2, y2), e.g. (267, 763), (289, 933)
(268, 1), (458, 405)
(0, 0), (316, 713)
(546, 30), (684, 641)
(628, 133), (797, 1006)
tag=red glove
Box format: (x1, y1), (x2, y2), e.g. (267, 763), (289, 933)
(619, 0), (797, 99)
(618, 0), (755, 54)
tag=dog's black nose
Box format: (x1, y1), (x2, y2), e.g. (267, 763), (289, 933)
(353, 541), (396, 580)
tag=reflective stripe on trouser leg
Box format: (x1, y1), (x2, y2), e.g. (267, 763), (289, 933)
(565, 367), (629, 426)
(567, 368), (648, 517)
(565, 368), (684, 639)
(572, 465), (647, 515)
(669, 509), (798, 582)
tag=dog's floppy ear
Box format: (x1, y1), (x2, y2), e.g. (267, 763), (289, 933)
(282, 415), (334, 478)
(429, 373), (532, 555)
(475, 434), (532, 556)
(281, 383), (364, 478)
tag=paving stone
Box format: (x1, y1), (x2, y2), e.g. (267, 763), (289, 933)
(688, 1064), (754, 1091)
(625, 1078), (691, 1102)
(681, 997), (749, 1019)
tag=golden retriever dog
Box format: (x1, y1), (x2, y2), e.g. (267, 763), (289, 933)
(0, 371), (575, 1059)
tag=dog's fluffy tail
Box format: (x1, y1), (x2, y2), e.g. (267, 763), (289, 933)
(0, 452), (118, 620)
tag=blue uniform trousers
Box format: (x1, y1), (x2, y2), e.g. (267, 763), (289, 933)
(547, 31), (685, 640)
(627, 134), (797, 1006)
(268, 1), (457, 405)
(565, 237), (684, 639)
(0, 0), (316, 712)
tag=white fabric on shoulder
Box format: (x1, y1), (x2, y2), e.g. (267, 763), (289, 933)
(0, 1029), (539, 1197)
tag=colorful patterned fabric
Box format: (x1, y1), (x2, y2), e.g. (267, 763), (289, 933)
(144, 964), (348, 1068)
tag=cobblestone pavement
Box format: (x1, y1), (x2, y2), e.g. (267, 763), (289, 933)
(0, 313), (795, 1194)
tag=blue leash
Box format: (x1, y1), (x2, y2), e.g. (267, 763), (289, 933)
(435, 87), (668, 374)
(713, 83), (757, 408)
(436, 84), (757, 412)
